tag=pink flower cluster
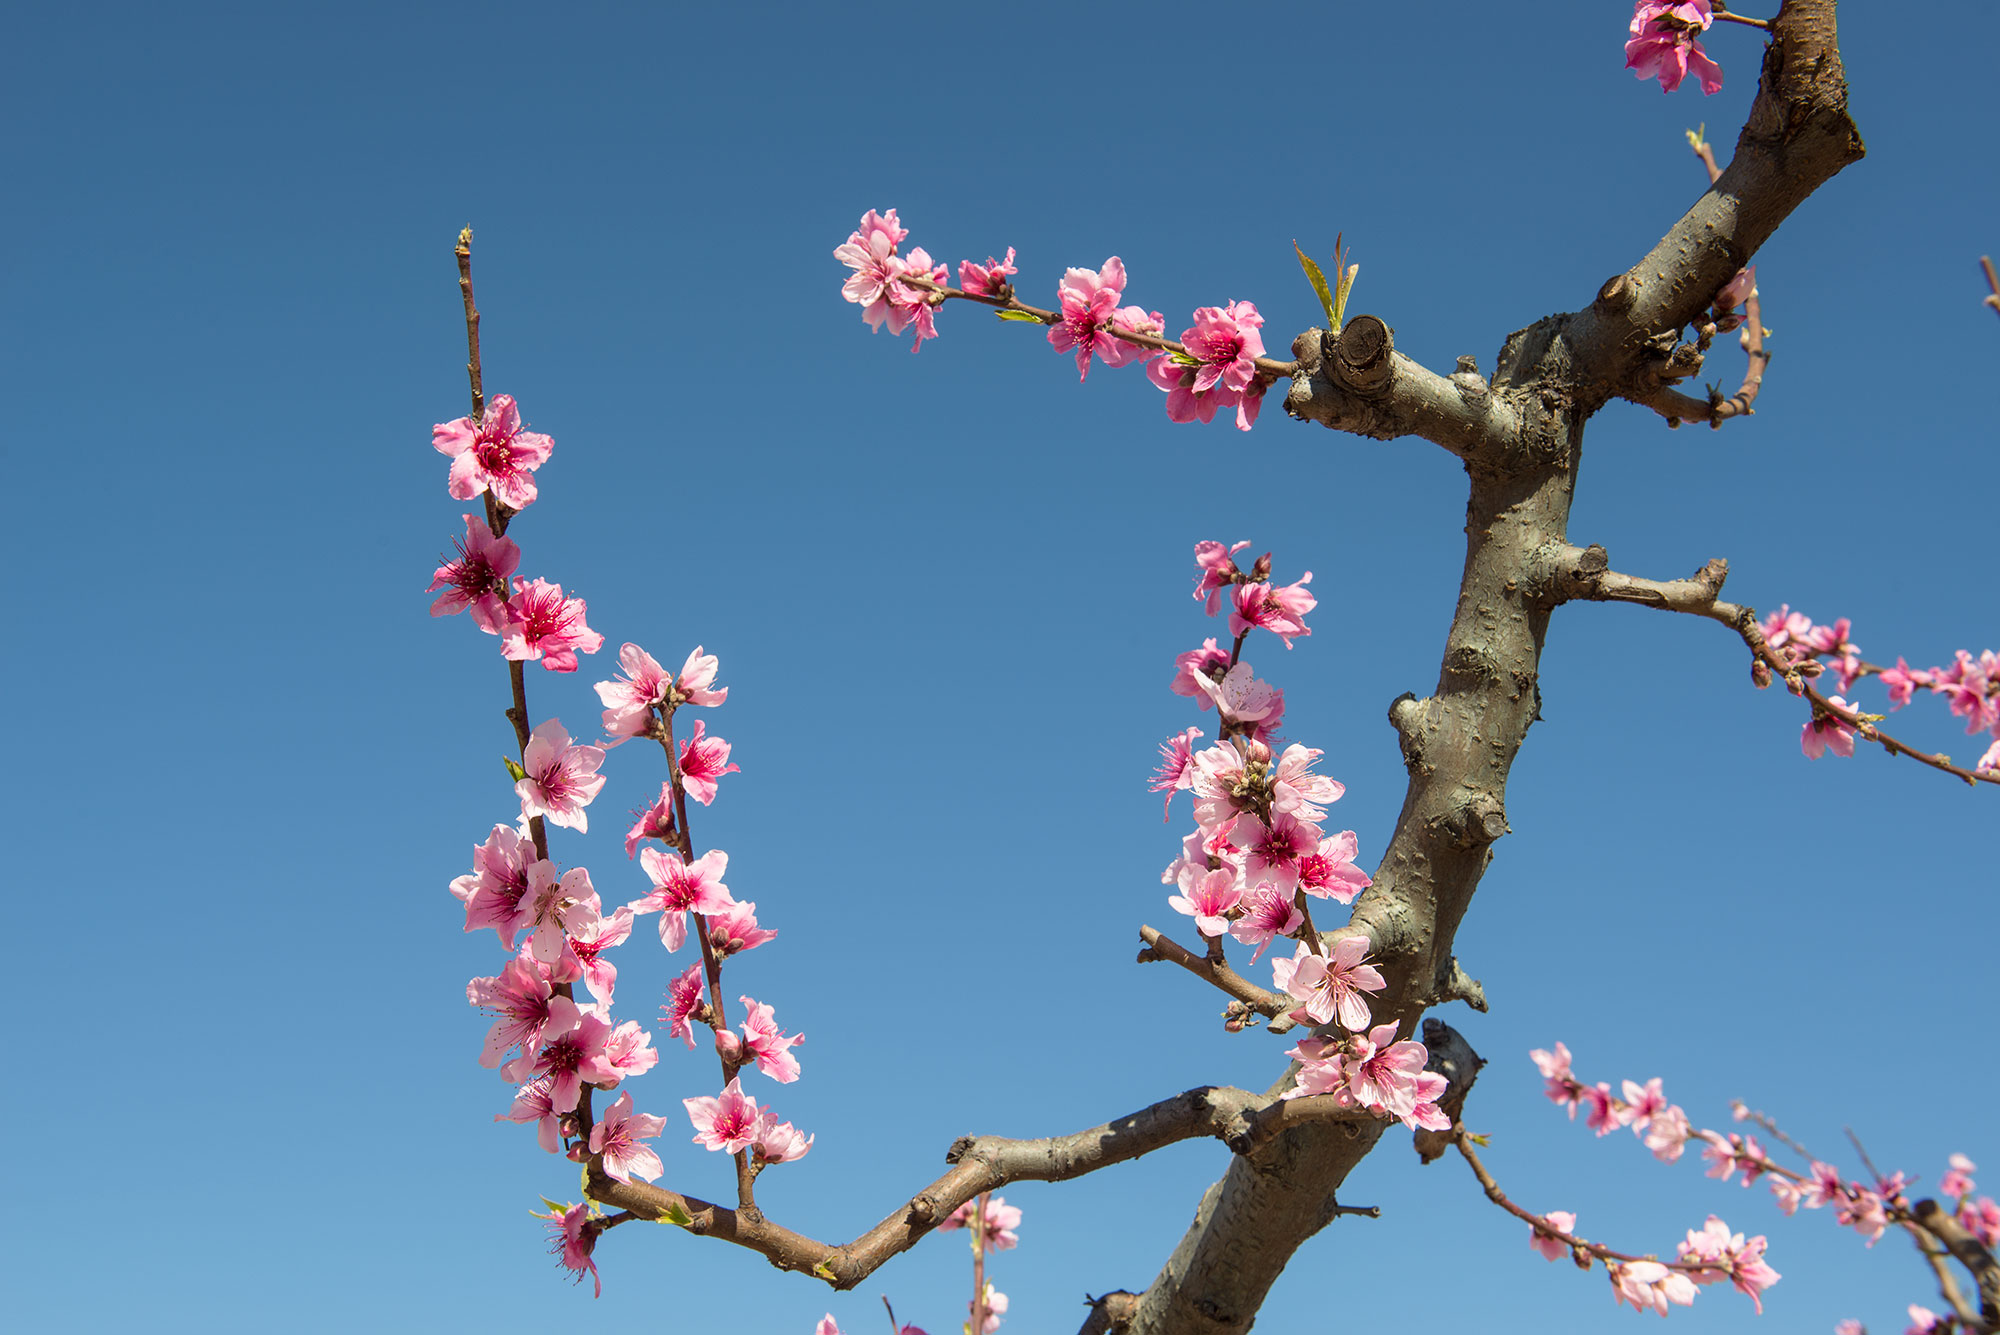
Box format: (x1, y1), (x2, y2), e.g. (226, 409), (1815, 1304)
(1283, 1021), (1448, 1130)
(835, 211), (1276, 429)
(1757, 606), (2000, 772)
(1624, 1), (1723, 95)
(1530, 1043), (1693, 1161)
(937, 1194), (1023, 1251)
(429, 401), (809, 1298)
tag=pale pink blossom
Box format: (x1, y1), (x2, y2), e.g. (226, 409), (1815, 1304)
(531, 1200), (600, 1296)
(660, 962), (706, 1050)
(677, 719), (740, 805)
(1959, 1196), (2000, 1247)
(1879, 657), (1928, 709)
(1189, 663), (1285, 735)
(427, 514), (519, 625)
(939, 1195), (1022, 1251)
(632, 847), (733, 951)
(1530, 1211), (1577, 1262)
(1346, 1022), (1431, 1119)
(1799, 1160), (1847, 1211)
(971, 1285), (1007, 1335)
(1835, 1320), (1865, 1335)
(835, 209), (945, 350)
(738, 996), (804, 1083)
(1906, 1305), (1943, 1334)
(1530, 1043), (1581, 1116)
(1402, 1068), (1452, 1131)
(1269, 745), (1345, 821)
(497, 1074), (563, 1153)
(1235, 810), (1323, 894)
(752, 1111), (813, 1165)
(1168, 866), (1242, 938)
(601, 1018), (658, 1082)
(516, 718), (608, 832)
(468, 956), (579, 1070)
(1621, 1077), (1668, 1132)
(817, 1316), (842, 1335)
(1625, 1), (1723, 96)
(625, 782), (676, 858)
(1273, 935), (1385, 1031)
(1644, 1104), (1692, 1162)
(1611, 1259), (1698, 1316)
(1677, 1216), (1780, 1312)
(1150, 726), (1204, 820)
(1047, 257), (1159, 380)
(595, 643), (671, 745)
(1282, 1036), (1352, 1102)
(1977, 738), (2000, 774)
(958, 248), (1017, 297)
(1801, 696), (1860, 759)
(433, 393), (554, 511)
(1295, 829), (1370, 904)
(1836, 1187), (1889, 1245)
(513, 861), (601, 965)
(708, 897), (778, 956)
(1192, 541), (1252, 613)
(558, 905), (631, 1005)
(671, 646), (729, 707)
(455, 823), (539, 949)
(498, 578), (605, 673)
(1582, 1082), (1625, 1136)
(1700, 1131), (1768, 1188)
(1942, 1154), (1979, 1201)
(590, 1090), (667, 1184)
(684, 1076), (764, 1153)
(1228, 883), (1303, 961)
(1171, 638), (1234, 701)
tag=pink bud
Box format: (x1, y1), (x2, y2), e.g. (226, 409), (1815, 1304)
(1713, 265), (1756, 313)
(716, 1031), (744, 1062)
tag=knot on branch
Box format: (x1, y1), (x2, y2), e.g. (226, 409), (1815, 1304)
(1080, 1290), (1141, 1335)
(1412, 1019), (1487, 1164)
(1388, 692), (1431, 773)
(1438, 795), (1509, 849)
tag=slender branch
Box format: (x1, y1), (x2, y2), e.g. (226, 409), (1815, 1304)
(893, 272), (1298, 380)
(456, 226), (484, 425)
(1982, 256), (2000, 319)
(970, 1190), (990, 1335)
(1710, 3), (1774, 30)
(1136, 924), (1301, 1034)
(1454, 1131), (1668, 1268)
(584, 1084), (1366, 1288)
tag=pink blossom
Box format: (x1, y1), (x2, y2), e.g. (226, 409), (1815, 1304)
(427, 514), (519, 625)
(625, 782), (676, 858)
(835, 209), (946, 350)
(660, 962), (706, 1050)
(513, 860), (601, 965)
(1047, 257), (1159, 380)
(517, 1010), (619, 1112)
(1228, 883), (1303, 961)
(1269, 744), (1345, 821)
(1229, 575), (1314, 647)
(595, 643), (671, 745)
(958, 248), (1017, 297)
(632, 847), (733, 951)
(468, 956), (579, 1070)
(1676, 1216), (1778, 1312)
(1170, 638), (1234, 703)
(455, 823), (539, 949)
(1835, 1321), (1865, 1335)
(1959, 1196), (2000, 1247)
(752, 1111), (813, 1165)
(1621, 1077), (1668, 1132)
(1610, 1259), (1697, 1316)
(1800, 696), (1858, 760)
(1346, 1022), (1431, 1119)
(1146, 354), (1266, 431)
(1295, 829), (1370, 904)
(1906, 1305), (1943, 1335)
(1878, 657), (1926, 709)
(498, 578), (605, 673)
(818, 1317), (842, 1335)
(497, 1074), (563, 1153)
(1979, 738), (2000, 774)
(1235, 810), (1323, 894)
(1283, 1036), (1352, 1102)
(1624, 1), (1723, 96)
(1701, 1131), (1768, 1187)
(684, 1076), (764, 1154)
(1582, 1082), (1626, 1136)
(1189, 663), (1285, 735)
(601, 1018), (658, 1082)
(971, 1285), (1007, 1335)
(1180, 302), (1266, 395)
(1150, 726), (1204, 820)
(1644, 1104), (1692, 1162)
(1937, 650), (1999, 734)
(563, 906), (634, 1004)
(939, 1195), (1022, 1251)
(671, 645), (729, 708)
(1530, 1043), (1580, 1117)
(1192, 541), (1251, 614)
(1942, 1154), (1979, 1201)
(1272, 935), (1385, 1031)
(1836, 1187), (1889, 1245)
(589, 1090), (667, 1184)
(708, 897), (778, 956)
(531, 1200), (601, 1296)
(1530, 1211), (1577, 1262)
(1799, 1160), (1846, 1211)
(433, 393), (554, 511)
(1713, 265), (1757, 314)
(738, 996), (804, 1083)
(677, 719), (740, 805)
(1167, 866), (1242, 938)
(1402, 1068), (1452, 1131)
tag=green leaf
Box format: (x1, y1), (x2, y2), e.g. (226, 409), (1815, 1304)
(503, 756), (528, 782)
(537, 1196), (567, 1215)
(1294, 240), (1335, 327)
(658, 1201), (694, 1227)
(996, 309), (1044, 323)
(813, 1259), (838, 1280)
(1169, 350), (1200, 367)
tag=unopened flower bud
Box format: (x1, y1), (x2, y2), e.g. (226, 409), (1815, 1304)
(1250, 552), (1273, 582)
(1800, 659), (1825, 678)
(1751, 660), (1773, 689)
(1223, 1017), (1246, 1033)
(1713, 265), (1756, 313)
(715, 1030), (743, 1062)
(566, 1142), (588, 1162)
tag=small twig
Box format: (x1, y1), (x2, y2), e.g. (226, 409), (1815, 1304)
(1981, 256), (2000, 320)
(1710, 5), (1774, 30)
(1137, 924), (1302, 1034)
(455, 226), (484, 425)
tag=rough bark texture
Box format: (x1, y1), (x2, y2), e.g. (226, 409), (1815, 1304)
(1115, 5), (1860, 1331)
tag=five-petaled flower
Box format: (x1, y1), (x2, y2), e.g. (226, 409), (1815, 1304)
(1625, 1), (1723, 95)
(434, 393), (554, 511)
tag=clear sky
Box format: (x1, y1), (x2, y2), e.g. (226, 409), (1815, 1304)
(7, 2), (1995, 1332)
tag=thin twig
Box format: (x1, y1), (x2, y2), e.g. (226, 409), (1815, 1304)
(1981, 256), (2000, 320)
(1137, 924), (1302, 1034)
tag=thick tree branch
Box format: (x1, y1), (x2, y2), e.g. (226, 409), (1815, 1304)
(1917, 1199), (2000, 1328)
(1283, 320), (1520, 460)
(1567, 0), (1862, 406)
(584, 1085), (1366, 1290)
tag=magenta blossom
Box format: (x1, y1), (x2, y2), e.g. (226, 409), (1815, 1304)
(589, 1090), (667, 1184)
(685, 1076), (765, 1154)
(660, 961), (706, 1050)
(427, 514), (519, 626)
(835, 209), (946, 350)
(531, 1200), (601, 1296)
(498, 578), (605, 673)
(1149, 726), (1204, 820)
(737, 995), (804, 1083)
(455, 823), (539, 949)
(624, 781), (676, 858)
(516, 719), (607, 832)
(1228, 883), (1304, 961)
(1047, 257), (1160, 380)
(1229, 573), (1315, 647)
(1193, 540), (1253, 612)
(1181, 301), (1265, 394)
(1167, 866), (1242, 939)
(1146, 355), (1266, 431)
(631, 847), (733, 951)
(1625, 1), (1723, 95)
(677, 719), (740, 805)
(958, 248), (1017, 297)
(433, 393), (554, 511)
(1295, 829), (1370, 904)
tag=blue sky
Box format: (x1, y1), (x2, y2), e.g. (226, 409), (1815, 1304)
(7, 3), (1995, 1331)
